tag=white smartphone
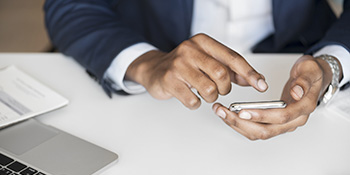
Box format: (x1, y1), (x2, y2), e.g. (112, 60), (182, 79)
(229, 100), (286, 112)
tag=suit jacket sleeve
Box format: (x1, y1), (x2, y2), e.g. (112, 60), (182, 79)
(307, 0), (350, 53)
(45, 0), (147, 82)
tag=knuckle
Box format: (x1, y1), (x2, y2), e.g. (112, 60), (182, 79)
(192, 33), (208, 41)
(300, 116), (309, 126)
(202, 84), (218, 97)
(247, 135), (258, 141)
(212, 65), (229, 81)
(205, 94), (218, 103)
(172, 56), (185, 68)
(219, 85), (231, 95)
(185, 97), (201, 109)
(258, 129), (271, 140)
(177, 40), (194, 53)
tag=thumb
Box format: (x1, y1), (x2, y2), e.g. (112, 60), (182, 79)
(290, 75), (313, 101)
(291, 85), (304, 101)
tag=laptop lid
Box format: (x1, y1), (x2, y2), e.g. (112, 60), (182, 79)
(0, 119), (118, 175)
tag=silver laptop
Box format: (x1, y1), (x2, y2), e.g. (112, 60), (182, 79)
(0, 119), (118, 175)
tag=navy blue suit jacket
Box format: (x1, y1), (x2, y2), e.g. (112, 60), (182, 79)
(45, 0), (350, 92)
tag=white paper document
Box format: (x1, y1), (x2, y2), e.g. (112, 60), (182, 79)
(0, 66), (69, 128)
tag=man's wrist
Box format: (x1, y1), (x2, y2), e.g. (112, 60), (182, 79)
(313, 45), (347, 87)
(126, 50), (166, 87)
(315, 54), (341, 104)
(315, 56), (333, 90)
(105, 43), (157, 94)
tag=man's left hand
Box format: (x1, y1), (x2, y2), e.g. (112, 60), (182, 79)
(212, 55), (337, 140)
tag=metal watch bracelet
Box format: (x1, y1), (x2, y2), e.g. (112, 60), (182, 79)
(316, 54), (340, 104)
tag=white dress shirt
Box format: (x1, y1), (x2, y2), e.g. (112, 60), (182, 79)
(105, 0), (350, 94)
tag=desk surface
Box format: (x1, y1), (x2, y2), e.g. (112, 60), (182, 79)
(1, 53), (350, 175)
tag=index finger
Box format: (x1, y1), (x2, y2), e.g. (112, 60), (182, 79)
(191, 33), (268, 92)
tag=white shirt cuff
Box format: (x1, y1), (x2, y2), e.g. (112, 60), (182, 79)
(104, 43), (157, 94)
(313, 45), (350, 87)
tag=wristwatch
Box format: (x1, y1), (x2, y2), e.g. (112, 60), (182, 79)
(316, 54), (341, 104)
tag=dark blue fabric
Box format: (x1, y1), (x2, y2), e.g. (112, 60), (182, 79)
(45, 0), (350, 90)
(253, 0), (343, 53)
(306, 0), (350, 53)
(45, 0), (193, 82)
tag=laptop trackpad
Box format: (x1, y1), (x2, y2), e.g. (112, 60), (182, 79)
(0, 119), (58, 155)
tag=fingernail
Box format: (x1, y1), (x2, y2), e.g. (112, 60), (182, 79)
(257, 79), (268, 91)
(239, 111), (252, 120)
(216, 109), (226, 119)
(292, 85), (304, 100)
(212, 104), (219, 111)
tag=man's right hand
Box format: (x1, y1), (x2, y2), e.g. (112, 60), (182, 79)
(125, 33), (268, 109)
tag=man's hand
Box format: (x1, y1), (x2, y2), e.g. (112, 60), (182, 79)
(212, 55), (342, 140)
(126, 33), (268, 109)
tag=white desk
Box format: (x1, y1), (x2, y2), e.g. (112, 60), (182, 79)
(1, 53), (350, 175)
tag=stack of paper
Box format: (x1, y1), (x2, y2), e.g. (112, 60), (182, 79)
(0, 66), (69, 128)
